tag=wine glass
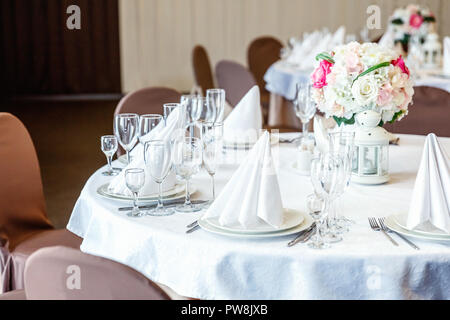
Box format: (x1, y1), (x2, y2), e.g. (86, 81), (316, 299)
(125, 168), (145, 218)
(305, 193), (327, 249)
(206, 89), (225, 123)
(114, 113), (139, 165)
(294, 83), (316, 139)
(139, 114), (163, 146)
(163, 103), (181, 125)
(172, 137), (203, 213)
(310, 153), (342, 247)
(144, 140), (174, 216)
(201, 122), (224, 203)
(100, 135), (119, 176)
(181, 94), (201, 139)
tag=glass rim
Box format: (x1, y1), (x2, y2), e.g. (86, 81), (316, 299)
(206, 88), (225, 94)
(101, 135), (116, 139)
(144, 139), (166, 146)
(163, 103), (181, 107)
(115, 113), (139, 118)
(125, 168), (144, 174)
(140, 114), (163, 120)
(201, 121), (224, 127)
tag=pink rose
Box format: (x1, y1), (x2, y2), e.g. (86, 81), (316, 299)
(409, 13), (424, 29)
(311, 60), (333, 89)
(377, 84), (393, 106)
(391, 56), (410, 77)
(345, 52), (363, 73)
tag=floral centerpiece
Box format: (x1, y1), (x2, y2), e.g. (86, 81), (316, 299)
(388, 4), (436, 49)
(311, 42), (414, 127)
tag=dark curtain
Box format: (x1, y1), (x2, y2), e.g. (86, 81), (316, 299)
(0, 0), (121, 96)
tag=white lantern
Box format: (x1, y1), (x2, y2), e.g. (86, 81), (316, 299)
(352, 111), (390, 185)
(423, 33), (442, 69)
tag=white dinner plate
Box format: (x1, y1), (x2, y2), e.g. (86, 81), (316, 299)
(393, 214), (450, 237)
(385, 215), (450, 243)
(198, 210), (313, 239)
(201, 208), (304, 234)
(97, 183), (195, 202)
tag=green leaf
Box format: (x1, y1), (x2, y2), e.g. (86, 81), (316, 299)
(423, 16), (436, 23)
(391, 18), (404, 25)
(388, 110), (405, 123)
(352, 62), (391, 86)
(333, 115), (355, 127)
(315, 52), (335, 64)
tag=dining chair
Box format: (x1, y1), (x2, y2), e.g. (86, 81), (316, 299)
(215, 60), (258, 108)
(383, 86), (450, 137)
(114, 87), (182, 155)
(24, 246), (170, 300)
(0, 113), (82, 293)
(247, 36), (283, 113)
(192, 45), (215, 96)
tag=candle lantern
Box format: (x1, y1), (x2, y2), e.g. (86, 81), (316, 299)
(423, 33), (442, 69)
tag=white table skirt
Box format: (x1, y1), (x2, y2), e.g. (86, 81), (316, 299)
(67, 134), (450, 300)
(264, 61), (450, 100)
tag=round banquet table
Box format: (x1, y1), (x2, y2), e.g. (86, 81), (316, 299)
(67, 133), (450, 300)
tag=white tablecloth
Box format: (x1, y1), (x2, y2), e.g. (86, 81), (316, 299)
(264, 61), (450, 100)
(67, 134), (450, 300)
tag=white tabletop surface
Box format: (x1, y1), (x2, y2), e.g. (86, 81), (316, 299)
(67, 133), (450, 300)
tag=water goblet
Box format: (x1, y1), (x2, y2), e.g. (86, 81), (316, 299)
(100, 135), (119, 176)
(139, 114), (163, 146)
(125, 168), (145, 218)
(144, 140), (174, 216)
(305, 193), (328, 249)
(294, 83), (316, 139)
(206, 88), (225, 123)
(163, 103), (181, 125)
(114, 113), (139, 165)
(172, 137), (203, 213)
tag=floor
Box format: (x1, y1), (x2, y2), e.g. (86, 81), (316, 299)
(1, 98), (119, 228)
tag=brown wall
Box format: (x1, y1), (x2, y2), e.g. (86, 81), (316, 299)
(0, 0), (121, 96)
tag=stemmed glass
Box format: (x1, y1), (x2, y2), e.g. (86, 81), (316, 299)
(144, 140), (174, 216)
(294, 83), (316, 139)
(139, 114), (163, 146)
(181, 95), (200, 138)
(125, 168), (145, 218)
(305, 193), (327, 249)
(328, 132), (355, 230)
(310, 153), (342, 247)
(206, 89), (225, 123)
(114, 113), (139, 165)
(172, 137), (203, 213)
(201, 122), (224, 203)
(163, 103), (181, 125)
(100, 135), (119, 176)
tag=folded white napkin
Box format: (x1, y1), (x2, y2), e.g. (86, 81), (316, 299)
(286, 31), (320, 66)
(406, 134), (450, 234)
(108, 108), (186, 196)
(223, 85), (262, 144)
(203, 131), (283, 229)
(378, 28), (396, 49)
(330, 26), (346, 48)
(313, 116), (329, 154)
(443, 37), (450, 76)
(300, 33), (332, 70)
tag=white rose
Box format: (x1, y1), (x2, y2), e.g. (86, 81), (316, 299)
(351, 76), (379, 106)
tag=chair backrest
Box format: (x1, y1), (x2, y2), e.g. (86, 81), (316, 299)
(247, 36), (283, 98)
(383, 86), (450, 137)
(192, 45), (214, 96)
(24, 246), (171, 300)
(215, 60), (257, 107)
(114, 87), (181, 155)
(114, 87), (181, 116)
(0, 113), (52, 252)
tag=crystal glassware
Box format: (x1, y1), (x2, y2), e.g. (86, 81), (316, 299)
(172, 137), (203, 213)
(139, 114), (163, 146)
(163, 103), (181, 125)
(294, 83), (316, 139)
(206, 89), (225, 123)
(305, 193), (327, 249)
(144, 140), (174, 216)
(125, 168), (145, 218)
(201, 122), (224, 203)
(100, 135), (119, 176)
(114, 113), (139, 165)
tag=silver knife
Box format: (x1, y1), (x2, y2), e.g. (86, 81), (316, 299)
(119, 200), (208, 212)
(287, 224), (316, 247)
(186, 225), (201, 234)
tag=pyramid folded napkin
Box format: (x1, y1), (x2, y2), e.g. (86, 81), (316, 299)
(406, 133), (450, 234)
(203, 131), (284, 229)
(443, 37), (450, 76)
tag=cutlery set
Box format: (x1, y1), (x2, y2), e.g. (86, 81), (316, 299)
(368, 217), (420, 250)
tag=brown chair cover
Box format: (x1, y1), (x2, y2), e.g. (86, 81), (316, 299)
(192, 45), (215, 96)
(215, 60), (258, 108)
(114, 87), (181, 155)
(0, 113), (82, 293)
(247, 36), (283, 111)
(267, 92), (302, 131)
(383, 86), (450, 137)
(24, 246), (170, 300)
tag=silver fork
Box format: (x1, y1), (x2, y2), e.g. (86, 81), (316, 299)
(368, 217), (398, 246)
(378, 218), (420, 250)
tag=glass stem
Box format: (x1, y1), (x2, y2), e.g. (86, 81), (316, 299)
(211, 174), (215, 200)
(185, 179), (192, 206)
(107, 155), (113, 173)
(126, 151), (131, 165)
(302, 121), (309, 138)
(157, 182), (163, 209)
(133, 192), (138, 214)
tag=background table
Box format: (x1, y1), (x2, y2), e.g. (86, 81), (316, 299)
(67, 134), (450, 300)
